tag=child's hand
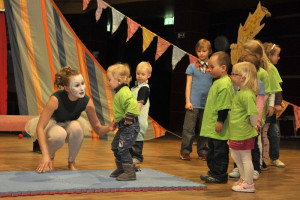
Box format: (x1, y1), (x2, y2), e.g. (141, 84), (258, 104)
(185, 102), (193, 110)
(215, 122), (223, 133)
(275, 105), (283, 113)
(256, 123), (261, 135)
(267, 106), (275, 117)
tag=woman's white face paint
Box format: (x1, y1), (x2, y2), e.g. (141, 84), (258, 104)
(69, 74), (86, 98)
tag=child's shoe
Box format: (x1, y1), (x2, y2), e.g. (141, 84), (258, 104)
(233, 178), (244, 186)
(116, 163), (136, 181)
(271, 159), (285, 168)
(180, 153), (191, 161)
(200, 172), (211, 181)
(253, 170), (260, 180)
(133, 157), (142, 164)
(110, 160), (124, 178)
(229, 167), (240, 178)
(232, 180), (255, 193)
(261, 161), (268, 171)
(199, 154), (207, 161)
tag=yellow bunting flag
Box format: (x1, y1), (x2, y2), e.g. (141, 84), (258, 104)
(142, 27), (156, 52)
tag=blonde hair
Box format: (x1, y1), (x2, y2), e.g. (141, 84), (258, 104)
(195, 39), (212, 55)
(137, 61), (152, 74)
(238, 54), (260, 72)
(243, 40), (269, 72)
(107, 63), (132, 85)
(54, 66), (80, 88)
(233, 62), (259, 94)
(263, 42), (281, 58)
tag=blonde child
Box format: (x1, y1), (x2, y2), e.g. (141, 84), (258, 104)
(107, 63), (140, 181)
(263, 42), (285, 168)
(26, 66), (115, 173)
(200, 51), (234, 183)
(180, 39), (212, 161)
(229, 62), (259, 193)
(130, 61), (152, 164)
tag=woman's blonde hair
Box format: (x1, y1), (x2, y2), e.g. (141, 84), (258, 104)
(233, 62), (259, 94)
(243, 39), (269, 72)
(54, 66), (80, 88)
(107, 63), (132, 85)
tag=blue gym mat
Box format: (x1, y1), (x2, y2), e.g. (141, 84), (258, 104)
(0, 169), (206, 197)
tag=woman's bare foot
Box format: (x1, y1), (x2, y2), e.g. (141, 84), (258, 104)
(68, 162), (78, 170)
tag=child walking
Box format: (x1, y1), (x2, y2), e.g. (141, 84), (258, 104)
(130, 61), (152, 164)
(229, 62), (259, 193)
(200, 51), (235, 183)
(106, 63), (140, 181)
(180, 39), (213, 161)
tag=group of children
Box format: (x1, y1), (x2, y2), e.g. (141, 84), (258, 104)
(26, 36), (285, 192)
(180, 39), (285, 193)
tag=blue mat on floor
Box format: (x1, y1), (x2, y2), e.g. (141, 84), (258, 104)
(0, 169), (206, 197)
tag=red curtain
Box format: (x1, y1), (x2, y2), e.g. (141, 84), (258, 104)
(0, 12), (7, 115)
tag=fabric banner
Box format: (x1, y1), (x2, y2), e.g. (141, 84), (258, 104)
(171, 45), (186, 69)
(0, 0), (4, 11)
(83, 0), (91, 10)
(276, 100), (290, 119)
(189, 54), (198, 64)
(293, 105), (300, 131)
(95, 0), (108, 22)
(4, 0), (166, 140)
(126, 17), (140, 42)
(142, 27), (156, 52)
(0, 12), (7, 115)
(112, 7), (125, 34)
(155, 37), (170, 61)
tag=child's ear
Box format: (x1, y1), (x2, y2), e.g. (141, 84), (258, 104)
(221, 65), (227, 72)
(148, 74), (152, 78)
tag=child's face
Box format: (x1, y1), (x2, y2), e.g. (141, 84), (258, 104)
(107, 72), (120, 90)
(230, 66), (244, 87)
(209, 55), (225, 78)
(136, 66), (151, 83)
(68, 74), (86, 98)
(196, 46), (210, 62)
(269, 48), (281, 65)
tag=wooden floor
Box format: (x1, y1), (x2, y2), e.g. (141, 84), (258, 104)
(1, 133), (300, 200)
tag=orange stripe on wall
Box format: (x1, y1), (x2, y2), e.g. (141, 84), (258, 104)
(20, 0), (44, 113)
(41, 0), (57, 91)
(75, 39), (97, 139)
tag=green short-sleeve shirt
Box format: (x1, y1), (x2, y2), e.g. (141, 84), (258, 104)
(257, 67), (270, 95)
(113, 86), (140, 122)
(268, 63), (282, 93)
(200, 75), (235, 140)
(228, 88), (258, 141)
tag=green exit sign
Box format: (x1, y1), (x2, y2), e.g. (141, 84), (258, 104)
(164, 16), (174, 25)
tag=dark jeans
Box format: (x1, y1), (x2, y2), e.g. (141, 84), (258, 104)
(111, 119), (139, 164)
(180, 109), (208, 156)
(268, 114), (280, 161)
(207, 138), (229, 181)
(130, 141), (144, 162)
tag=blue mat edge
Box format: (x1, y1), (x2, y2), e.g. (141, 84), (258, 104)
(0, 169), (207, 197)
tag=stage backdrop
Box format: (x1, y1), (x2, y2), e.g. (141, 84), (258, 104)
(4, 0), (165, 140)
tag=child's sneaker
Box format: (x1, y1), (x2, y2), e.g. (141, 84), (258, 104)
(233, 178), (244, 186)
(229, 168), (240, 178)
(180, 153), (191, 161)
(271, 159), (285, 168)
(232, 180), (255, 193)
(133, 158), (142, 164)
(199, 154), (207, 161)
(253, 170), (260, 180)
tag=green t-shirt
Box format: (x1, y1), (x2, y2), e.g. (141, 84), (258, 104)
(228, 88), (258, 141)
(257, 67), (270, 95)
(268, 63), (282, 93)
(200, 75), (234, 140)
(113, 86), (140, 122)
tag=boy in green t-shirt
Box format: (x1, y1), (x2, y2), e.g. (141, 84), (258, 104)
(200, 51), (235, 183)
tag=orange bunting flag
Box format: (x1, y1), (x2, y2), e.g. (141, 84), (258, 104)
(189, 54), (198, 64)
(83, 0), (91, 10)
(142, 27), (156, 52)
(276, 100), (290, 119)
(95, 0), (108, 22)
(126, 17), (140, 42)
(293, 104), (300, 131)
(155, 37), (171, 60)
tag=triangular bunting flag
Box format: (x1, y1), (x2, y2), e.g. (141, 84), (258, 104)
(112, 7), (125, 34)
(276, 100), (290, 119)
(155, 37), (171, 61)
(95, 0), (108, 22)
(171, 45), (186, 69)
(189, 54), (198, 64)
(292, 104), (300, 131)
(126, 17), (140, 42)
(83, 0), (91, 10)
(142, 27), (156, 52)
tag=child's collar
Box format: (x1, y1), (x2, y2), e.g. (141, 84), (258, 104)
(114, 83), (128, 93)
(134, 80), (148, 86)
